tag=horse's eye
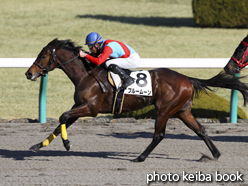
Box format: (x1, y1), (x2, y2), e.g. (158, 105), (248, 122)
(42, 56), (46, 59)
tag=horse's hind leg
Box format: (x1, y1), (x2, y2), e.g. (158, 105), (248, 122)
(132, 112), (169, 162)
(176, 106), (221, 160)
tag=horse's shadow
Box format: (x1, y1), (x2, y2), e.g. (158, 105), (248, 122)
(0, 149), (170, 161)
(1, 133), (246, 161)
(0, 149), (136, 161)
(97, 132), (248, 143)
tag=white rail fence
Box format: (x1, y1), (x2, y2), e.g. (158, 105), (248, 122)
(0, 58), (229, 68)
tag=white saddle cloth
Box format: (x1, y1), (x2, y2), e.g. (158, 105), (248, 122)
(110, 70), (153, 96)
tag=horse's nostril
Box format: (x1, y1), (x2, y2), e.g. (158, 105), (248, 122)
(25, 71), (33, 79)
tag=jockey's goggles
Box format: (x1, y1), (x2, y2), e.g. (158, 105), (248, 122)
(88, 44), (95, 50)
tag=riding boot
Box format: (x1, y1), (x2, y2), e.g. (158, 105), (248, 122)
(108, 64), (135, 90)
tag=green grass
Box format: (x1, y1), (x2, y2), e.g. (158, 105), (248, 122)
(1, 0), (248, 119)
(1, 0), (247, 58)
(0, 69), (74, 119)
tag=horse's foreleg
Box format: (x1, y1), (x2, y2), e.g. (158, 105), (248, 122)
(29, 119), (77, 152)
(29, 133), (56, 152)
(60, 123), (71, 151)
(58, 103), (94, 151)
(29, 121), (74, 152)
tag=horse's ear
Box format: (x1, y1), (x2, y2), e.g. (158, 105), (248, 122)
(54, 38), (59, 42)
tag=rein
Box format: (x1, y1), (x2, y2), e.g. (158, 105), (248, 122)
(231, 40), (248, 69)
(82, 58), (108, 92)
(33, 47), (108, 92)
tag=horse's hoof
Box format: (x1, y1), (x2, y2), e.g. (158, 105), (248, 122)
(63, 139), (71, 151)
(29, 143), (42, 152)
(214, 153), (221, 160)
(131, 156), (145, 163)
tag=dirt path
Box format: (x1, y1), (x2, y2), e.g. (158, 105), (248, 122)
(0, 120), (247, 185)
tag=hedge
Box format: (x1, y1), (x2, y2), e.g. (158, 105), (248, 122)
(192, 0), (248, 28)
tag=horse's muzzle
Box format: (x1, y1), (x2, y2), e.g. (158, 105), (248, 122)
(25, 71), (40, 81)
(224, 64), (240, 76)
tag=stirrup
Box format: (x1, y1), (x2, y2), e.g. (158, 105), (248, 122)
(121, 77), (135, 90)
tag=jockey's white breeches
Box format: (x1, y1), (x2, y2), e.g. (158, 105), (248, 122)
(105, 53), (141, 69)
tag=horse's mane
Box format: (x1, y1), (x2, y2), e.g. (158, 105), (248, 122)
(46, 38), (103, 71)
(47, 38), (82, 56)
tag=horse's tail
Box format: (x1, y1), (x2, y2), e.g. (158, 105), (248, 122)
(188, 71), (248, 106)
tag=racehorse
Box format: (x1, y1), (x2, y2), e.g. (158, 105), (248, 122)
(25, 38), (248, 162)
(224, 35), (248, 75)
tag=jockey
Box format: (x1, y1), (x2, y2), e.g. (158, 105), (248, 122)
(79, 32), (141, 90)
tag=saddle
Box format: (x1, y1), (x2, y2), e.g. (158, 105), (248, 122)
(108, 70), (131, 114)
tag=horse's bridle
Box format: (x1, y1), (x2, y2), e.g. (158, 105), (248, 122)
(32, 47), (108, 92)
(231, 40), (248, 70)
(33, 48), (78, 75)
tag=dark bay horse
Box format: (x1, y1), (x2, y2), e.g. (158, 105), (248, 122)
(224, 35), (248, 75)
(25, 38), (248, 162)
